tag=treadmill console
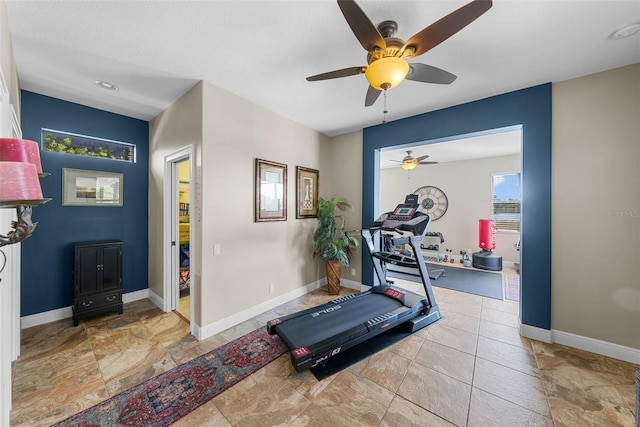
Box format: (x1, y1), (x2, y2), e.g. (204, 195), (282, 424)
(388, 205), (417, 221)
(371, 194), (431, 237)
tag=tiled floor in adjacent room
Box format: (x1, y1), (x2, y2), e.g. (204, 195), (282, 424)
(11, 282), (639, 426)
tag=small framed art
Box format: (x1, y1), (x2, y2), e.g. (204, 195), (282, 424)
(295, 166), (319, 218)
(255, 158), (287, 222)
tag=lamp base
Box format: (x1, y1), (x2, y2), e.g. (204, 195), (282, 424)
(0, 205), (42, 247)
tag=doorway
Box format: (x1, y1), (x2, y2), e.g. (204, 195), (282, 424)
(378, 130), (522, 302)
(163, 145), (196, 331)
(176, 159), (191, 321)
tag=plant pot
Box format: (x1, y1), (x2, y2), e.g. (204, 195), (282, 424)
(326, 261), (342, 295)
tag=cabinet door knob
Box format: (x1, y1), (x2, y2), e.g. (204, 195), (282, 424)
(106, 295), (116, 302)
(82, 300), (93, 307)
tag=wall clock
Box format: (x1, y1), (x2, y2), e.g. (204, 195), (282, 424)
(414, 186), (448, 221)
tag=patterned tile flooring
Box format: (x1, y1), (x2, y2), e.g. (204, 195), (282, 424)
(10, 282), (639, 426)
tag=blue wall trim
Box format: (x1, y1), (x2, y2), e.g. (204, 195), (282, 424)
(361, 84), (552, 330)
(19, 91), (149, 316)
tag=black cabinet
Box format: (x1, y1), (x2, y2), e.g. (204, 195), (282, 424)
(73, 240), (123, 326)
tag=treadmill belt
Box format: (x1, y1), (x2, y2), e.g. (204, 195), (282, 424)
(274, 293), (404, 348)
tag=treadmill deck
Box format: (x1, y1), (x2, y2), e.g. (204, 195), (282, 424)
(267, 285), (433, 371)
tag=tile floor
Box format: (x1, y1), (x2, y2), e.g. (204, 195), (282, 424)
(10, 281), (639, 426)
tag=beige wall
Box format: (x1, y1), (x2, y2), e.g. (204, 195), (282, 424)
(381, 154), (521, 263)
(328, 131), (364, 281)
(149, 82), (203, 322)
(196, 82), (331, 326)
(552, 64), (640, 349)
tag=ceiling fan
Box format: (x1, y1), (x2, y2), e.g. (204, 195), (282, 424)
(393, 150), (438, 171)
(306, 0), (493, 106)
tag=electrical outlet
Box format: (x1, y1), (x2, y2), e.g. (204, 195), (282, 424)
(269, 283), (275, 293)
(213, 244), (221, 255)
(351, 268), (356, 276)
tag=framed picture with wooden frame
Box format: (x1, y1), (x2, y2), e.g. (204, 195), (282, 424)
(296, 166), (319, 219)
(255, 158), (287, 222)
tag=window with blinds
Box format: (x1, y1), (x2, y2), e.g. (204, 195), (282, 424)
(491, 172), (521, 232)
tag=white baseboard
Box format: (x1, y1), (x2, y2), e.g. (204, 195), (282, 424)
(339, 278), (368, 291)
(552, 330), (640, 365)
(20, 289), (150, 329)
(146, 289), (164, 310)
(519, 321), (640, 365)
(123, 289), (149, 304)
(196, 279), (325, 340)
(519, 322), (553, 343)
(195, 278), (367, 340)
(21, 306), (73, 329)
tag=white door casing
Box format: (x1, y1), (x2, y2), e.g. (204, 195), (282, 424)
(163, 145), (196, 335)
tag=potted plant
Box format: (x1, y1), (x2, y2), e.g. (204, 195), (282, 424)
(313, 197), (360, 295)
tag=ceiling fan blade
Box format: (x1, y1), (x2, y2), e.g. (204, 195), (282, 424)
(415, 154), (431, 162)
(402, 0), (492, 58)
(406, 63), (457, 85)
(306, 66), (366, 81)
(365, 85), (382, 107)
(418, 161), (438, 165)
(337, 0), (386, 52)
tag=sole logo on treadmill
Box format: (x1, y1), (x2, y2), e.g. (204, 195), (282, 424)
(310, 305), (342, 318)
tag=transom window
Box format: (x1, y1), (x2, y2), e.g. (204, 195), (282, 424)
(42, 128), (135, 162)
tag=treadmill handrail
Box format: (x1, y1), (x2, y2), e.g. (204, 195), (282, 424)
(363, 217), (438, 311)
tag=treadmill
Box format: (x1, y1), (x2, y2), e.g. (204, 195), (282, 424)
(382, 231), (446, 281)
(267, 194), (442, 372)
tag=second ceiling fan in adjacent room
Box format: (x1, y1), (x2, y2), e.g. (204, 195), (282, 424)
(392, 150), (438, 171)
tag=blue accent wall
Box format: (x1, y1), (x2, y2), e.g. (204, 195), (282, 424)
(361, 84), (552, 330)
(19, 91), (149, 316)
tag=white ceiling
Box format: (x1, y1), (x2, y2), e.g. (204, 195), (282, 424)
(380, 128), (521, 168)
(5, 0), (640, 140)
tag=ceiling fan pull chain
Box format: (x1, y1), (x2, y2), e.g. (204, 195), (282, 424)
(382, 89), (388, 124)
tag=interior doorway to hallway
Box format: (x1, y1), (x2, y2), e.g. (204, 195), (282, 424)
(176, 159), (191, 322)
(163, 145), (196, 333)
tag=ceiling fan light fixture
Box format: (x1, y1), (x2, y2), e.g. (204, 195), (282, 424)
(365, 57), (409, 90)
(401, 160), (418, 171)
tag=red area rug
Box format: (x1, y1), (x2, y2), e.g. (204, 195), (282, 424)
(52, 328), (287, 427)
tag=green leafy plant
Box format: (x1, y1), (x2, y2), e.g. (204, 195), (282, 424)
(43, 132), (123, 160)
(312, 197), (359, 266)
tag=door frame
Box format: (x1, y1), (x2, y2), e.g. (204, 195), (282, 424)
(163, 145), (196, 333)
